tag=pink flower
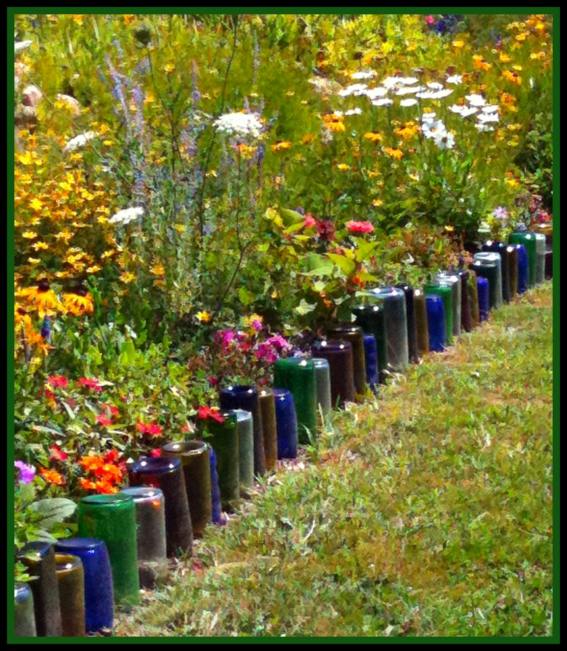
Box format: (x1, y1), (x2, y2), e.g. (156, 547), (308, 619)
(77, 377), (104, 392)
(266, 334), (292, 352)
(425, 15), (436, 25)
(254, 342), (278, 364)
(136, 421), (164, 437)
(96, 415), (113, 427)
(303, 214), (317, 229)
(251, 319), (263, 332)
(346, 220), (374, 235)
(196, 406), (225, 424)
(47, 375), (68, 389)
(49, 445), (68, 462)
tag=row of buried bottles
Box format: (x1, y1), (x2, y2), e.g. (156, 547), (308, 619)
(14, 229), (552, 638)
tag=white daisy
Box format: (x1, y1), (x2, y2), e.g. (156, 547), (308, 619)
(364, 86), (389, 100)
(477, 112), (499, 123)
(395, 85), (426, 96)
(338, 83), (369, 97)
(400, 99), (418, 107)
(449, 104), (479, 117)
(416, 89), (454, 100)
(446, 74), (463, 85)
(466, 93), (487, 107)
(481, 104), (499, 113)
(427, 82), (444, 90)
(372, 98), (393, 107)
(351, 70), (376, 80)
(344, 108), (363, 116)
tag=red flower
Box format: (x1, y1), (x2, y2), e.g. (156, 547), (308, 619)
(47, 375), (68, 389)
(103, 449), (120, 464)
(150, 448), (162, 458)
(346, 220), (374, 235)
(97, 414), (113, 427)
(101, 403), (120, 417)
(196, 406), (225, 424)
(207, 375), (219, 387)
(49, 444), (68, 462)
(77, 377), (103, 392)
(136, 421), (164, 437)
(44, 388), (56, 401)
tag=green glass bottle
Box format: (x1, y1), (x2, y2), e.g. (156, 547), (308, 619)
(199, 412), (240, 510)
(273, 358), (317, 444)
(77, 494), (139, 607)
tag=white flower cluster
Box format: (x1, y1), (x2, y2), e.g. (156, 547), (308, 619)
(213, 111), (263, 139)
(337, 73), (457, 109)
(447, 94), (500, 131)
(109, 206), (144, 226)
(63, 131), (97, 152)
(15, 40), (32, 53)
(421, 113), (455, 149)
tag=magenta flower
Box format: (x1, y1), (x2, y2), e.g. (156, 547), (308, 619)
(254, 342), (278, 364)
(15, 461), (36, 485)
(266, 334), (292, 352)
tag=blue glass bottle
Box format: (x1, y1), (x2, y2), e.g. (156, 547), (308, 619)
(514, 244), (529, 294)
(55, 538), (113, 634)
(477, 276), (490, 322)
(274, 388), (298, 459)
(363, 334), (378, 392)
(208, 446), (224, 525)
(425, 295), (446, 352)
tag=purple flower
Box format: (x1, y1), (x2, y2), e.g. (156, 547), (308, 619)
(492, 206), (509, 221)
(15, 461), (36, 485)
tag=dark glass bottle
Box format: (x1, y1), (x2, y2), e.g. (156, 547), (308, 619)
(311, 339), (355, 407)
(128, 457), (193, 558)
(55, 538), (114, 633)
(16, 541), (62, 636)
(326, 324), (367, 398)
(161, 440), (212, 537)
(219, 386), (265, 476)
(55, 554), (86, 637)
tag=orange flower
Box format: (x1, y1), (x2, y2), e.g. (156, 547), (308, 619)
(384, 147), (404, 160)
(39, 467), (65, 486)
(79, 454), (105, 473)
(79, 478), (98, 491)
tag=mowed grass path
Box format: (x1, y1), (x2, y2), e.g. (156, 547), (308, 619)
(116, 283), (553, 638)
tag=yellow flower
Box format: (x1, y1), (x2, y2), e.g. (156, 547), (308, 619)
(502, 70), (522, 85)
(394, 122), (419, 140)
(17, 284), (62, 317)
(452, 40), (465, 48)
(120, 271), (136, 284)
(163, 63), (175, 74)
(301, 134), (315, 144)
(144, 92), (155, 105)
(196, 311), (212, 323)
(383, 147), (404, 160)
(499, 53), (512, 63)
(372, 199), (384, 207)
(86, 265), (102, 274)
(472, 54), (492, 71)
(150, 263), (165, 276)
(62, 291), (94, 317)
(32, 241), (49, 251)
(363, 131), (383, 143)
(236, 143), (257, 159)
(271, 141), (293, 153)
(27, 258), (41, 265)
(336, 163), (351, 171)
(29, 198), (43, 212)
(22, 231), (38, 239)
(101, 249), (116, 260)
(322, 114), (346, 133)
(174, 223), (186, 234)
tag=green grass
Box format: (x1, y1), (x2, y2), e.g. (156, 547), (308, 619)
(115, 283), (553, 638)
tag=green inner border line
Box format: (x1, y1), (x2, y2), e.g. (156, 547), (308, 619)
(7, 6), (560, 645)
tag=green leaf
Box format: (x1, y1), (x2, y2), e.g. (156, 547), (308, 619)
(280, 208), (305, 226)
(238, 287), (254, 306)
(294, 299), (316, 316)
(28, 498), (77, 530)
(327, 253), (356, 276)
(302, 253), (333, 274)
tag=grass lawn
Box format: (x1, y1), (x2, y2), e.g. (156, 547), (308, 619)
(115, 283), (553, 638)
